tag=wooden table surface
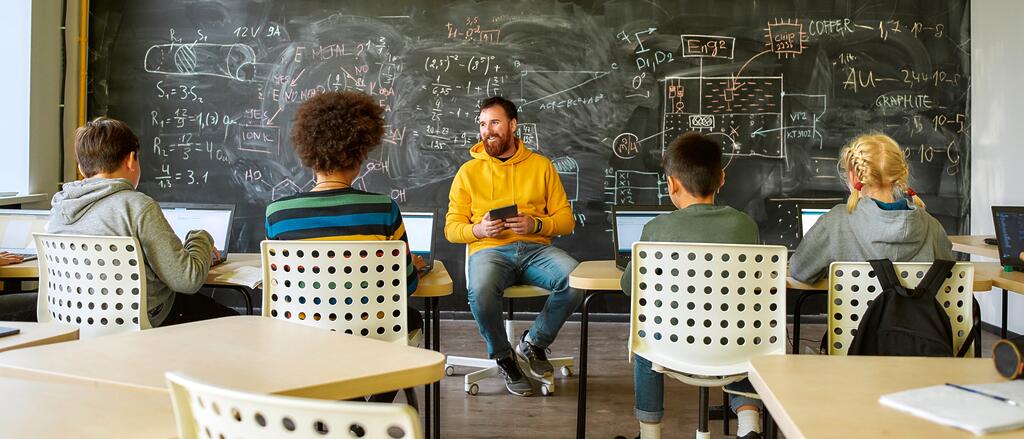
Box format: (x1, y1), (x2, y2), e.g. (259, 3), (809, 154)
(0, 372), (177, 439)
(749, 355), (1024, 438)
(0, 321), (78, 353)
(0, 315), (446, 400)
(950, 235), (999, 259)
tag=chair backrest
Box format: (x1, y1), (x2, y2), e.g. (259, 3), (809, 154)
(463, 245), (549, 298)
(827, 261), (975, 356)
(261, 240), (408, 343)
(167, 371), (422, 439)
(629, 242), (788, 377)
(34, 233), (150, 338)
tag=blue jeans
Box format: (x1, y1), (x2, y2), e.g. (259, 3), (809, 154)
(634, 355), (762, 423)
(467, 242), (581, 359)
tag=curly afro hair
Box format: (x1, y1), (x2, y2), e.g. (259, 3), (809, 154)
(290, 91), (385, 172)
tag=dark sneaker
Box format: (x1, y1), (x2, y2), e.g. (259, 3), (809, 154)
(738, 432), (763, 439)
(496, 356), (533, 396)
(515, 330), (553, 379)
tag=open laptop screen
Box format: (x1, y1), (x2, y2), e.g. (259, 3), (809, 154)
(401, 212), (434, 256)
(800, 208), (829, 237)
(993, 206), (1024, 269)
(0, 209), (49, 252)
(160, 204), (233, 252)
(615, 211), (665, 253)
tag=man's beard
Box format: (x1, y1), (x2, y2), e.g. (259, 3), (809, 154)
(483, 132), (513, 157)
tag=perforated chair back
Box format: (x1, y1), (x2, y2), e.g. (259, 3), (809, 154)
(827, 261), (975, 356)
(167, 371), (422, 439)
(34, 233), (150, 338)
(629, 242), (787, 377)
(261, 240), (409, 344)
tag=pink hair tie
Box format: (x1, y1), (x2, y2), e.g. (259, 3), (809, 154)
(906, 188), (918, 197)
(853, 181), (864, 191)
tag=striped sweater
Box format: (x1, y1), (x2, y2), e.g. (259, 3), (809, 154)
(265, 188), (418, 294)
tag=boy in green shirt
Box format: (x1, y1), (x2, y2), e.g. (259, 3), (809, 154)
(620, 132), (763, 439)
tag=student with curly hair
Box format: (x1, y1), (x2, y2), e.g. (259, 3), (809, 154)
(790, 133), (953, 283)
(264, 90), (424, 333)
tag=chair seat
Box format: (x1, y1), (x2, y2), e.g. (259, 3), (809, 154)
(653, 363), (747, 388)
(502, 285), (550, 298)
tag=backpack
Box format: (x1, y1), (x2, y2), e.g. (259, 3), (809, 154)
(848, 259), (974, 357)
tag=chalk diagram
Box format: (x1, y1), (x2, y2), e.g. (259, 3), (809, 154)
(145, 42), (258, 81)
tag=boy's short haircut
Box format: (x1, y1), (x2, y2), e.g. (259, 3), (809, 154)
(479, 96), (518, 121)
(662, 132), (723, 197)
(74, 117), (140, 177)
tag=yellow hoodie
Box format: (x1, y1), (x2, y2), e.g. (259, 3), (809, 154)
(446, 139), (575, 254)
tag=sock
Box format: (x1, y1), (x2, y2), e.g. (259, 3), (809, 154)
(639, 421), (661, 439)
(737, 409), (762, 436)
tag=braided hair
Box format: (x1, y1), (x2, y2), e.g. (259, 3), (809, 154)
(838, 133), (924, 213)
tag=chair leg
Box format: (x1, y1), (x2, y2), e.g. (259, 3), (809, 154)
(696, 386), (710, 439)
(721, 388), (731, 436)
(403, 387), (419, 413)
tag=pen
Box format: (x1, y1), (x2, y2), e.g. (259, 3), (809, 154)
(945, 383), (1020, 406)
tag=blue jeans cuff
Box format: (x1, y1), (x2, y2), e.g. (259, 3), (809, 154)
(730, 395), (763, 413)
(635, 407), (664, 423)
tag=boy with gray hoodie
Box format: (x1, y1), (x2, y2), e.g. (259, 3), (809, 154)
(48, 117), (236, 326)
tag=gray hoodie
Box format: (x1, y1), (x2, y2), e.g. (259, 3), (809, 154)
(789, 199), (954, 283)
(48, 178), (213, 326)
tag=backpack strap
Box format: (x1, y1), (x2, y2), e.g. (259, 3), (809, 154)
(957, 324), (978, 358)
(868, 259), (909, 297)
(914, 259), (956, 299)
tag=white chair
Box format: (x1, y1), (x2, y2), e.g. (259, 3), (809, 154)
(444, 247), (575, 396)
(34, 233), (151, 338)
(167, 371), (422, 439)
(827, 261), (978, 356)
(629, 242), (787, 439)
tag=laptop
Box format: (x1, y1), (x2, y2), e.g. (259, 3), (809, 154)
(992, 206), (1024, 272)
(611, 204), (675, 270)
(159, 203), (235, 266)
(0, 209), (50, 261)
(798, 203), (834, 238)
(402, 210), (437, 275)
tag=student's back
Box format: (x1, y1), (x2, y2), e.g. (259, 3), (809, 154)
(620, 204), (759, 293)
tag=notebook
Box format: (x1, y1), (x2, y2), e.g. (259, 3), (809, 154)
(0, 209), (50, 261)
(159, 203), (235, 265)
(880, 381), (1024, 435)
(402, 210), (436, 275)
(611, 205), (675, 270)
(992, 206), (1024, 271)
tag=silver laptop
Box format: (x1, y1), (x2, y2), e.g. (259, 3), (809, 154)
(799, 207), (829, 237)
(0, 209), (50, 261)
(159, 203), (235, 265)
(611, 205), (675, 270)
(402, 210), (436, 275)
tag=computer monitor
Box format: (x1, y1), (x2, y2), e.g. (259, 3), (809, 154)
(159, 203), (235, 257)
(0, 209), (50, 256)
(992, 206), (1024, 271)
(611, 204), (675, 269)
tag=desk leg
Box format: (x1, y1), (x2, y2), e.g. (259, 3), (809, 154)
(431, 296), (441, 439)
(1002, 288), (1009, 340)
(209, 285), (253, 316)
(577, 290), (610, 439)
(422, 297), (432, 439)
(791, 290), (825, 354)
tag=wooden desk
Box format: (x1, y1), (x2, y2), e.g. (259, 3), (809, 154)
(568, 259), (998, 438)
(0, 321), (78, 353)
(951, 234), (999, 259)
(0, 316), (445, 400)
(0, 193), (47, 208)
(0, 372), (177, 439)
(749, 355), (1024, 439)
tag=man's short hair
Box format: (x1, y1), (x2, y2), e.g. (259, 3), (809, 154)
(479, 96), (517, 121)
(74, 117), (140, 177)
(291, 91), (385, 172)
(662, 132), (724, 197)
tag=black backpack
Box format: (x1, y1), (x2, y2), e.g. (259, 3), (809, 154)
(848, 259), (974, 357)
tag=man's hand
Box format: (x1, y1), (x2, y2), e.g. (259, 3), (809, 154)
(211, 247), (222, 262)
(0, 251), (23, 267)
(505, 214), (536, 235)
(472, 212), (506, 238)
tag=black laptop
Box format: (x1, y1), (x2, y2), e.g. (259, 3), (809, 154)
(402, 210), (437, 275)
(611, 204), (675, 270)
(159, 203), (235, 265)
(993, 206), (1024, 272)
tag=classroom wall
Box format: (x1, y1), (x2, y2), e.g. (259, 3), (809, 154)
(0, 2), (32, 197)
(27, 0), (64, 206)
(970, 0), (1024, 332)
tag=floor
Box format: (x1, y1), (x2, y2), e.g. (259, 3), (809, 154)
(418, 319), (1001, 439)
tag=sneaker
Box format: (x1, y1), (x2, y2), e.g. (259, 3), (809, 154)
(496, 356), (533, 396)
(515, 330), (554, 378)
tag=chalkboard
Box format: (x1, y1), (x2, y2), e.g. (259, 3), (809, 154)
(88, 0), (971, 314)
